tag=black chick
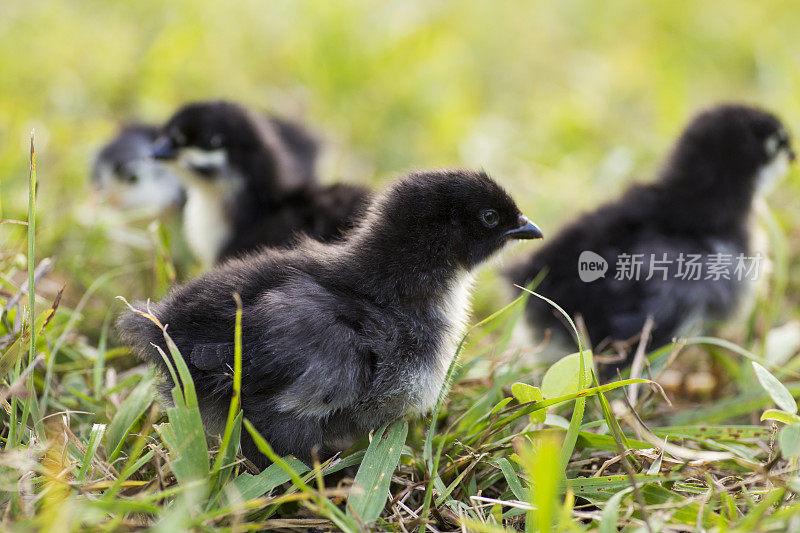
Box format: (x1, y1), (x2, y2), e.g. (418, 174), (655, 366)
(151, 101), (370, 266)
(117, 169), (543, 467)
(93, 124), (186, 213)
(507, 104), (794, 364)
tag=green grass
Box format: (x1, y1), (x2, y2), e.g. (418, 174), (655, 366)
(3, 1), (800, 530)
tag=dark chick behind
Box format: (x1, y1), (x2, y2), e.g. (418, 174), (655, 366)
(507, 104), (794, 368)
(151, 100), (370, 266)
(117, 169), (543, 467)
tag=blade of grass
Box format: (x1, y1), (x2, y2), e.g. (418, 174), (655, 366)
(470, 378), (652, 444)
(105, 373), (156, 463)
(496, 457), (528, 501)
(76, 423), (106, 482)
(347, 420), (408, 524)
(668, 382), (800, 425)
(10, 132), (37, 451)
(210, 293), (244, 487)
(518, 434), (560, 533)
(650, 425), (772, 440)
(226, 456), (309, 502)
(26, 131), (35, 367)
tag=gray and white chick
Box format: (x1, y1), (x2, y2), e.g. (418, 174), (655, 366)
(93, 124), (186, 213)
(117, 169), (543, 467)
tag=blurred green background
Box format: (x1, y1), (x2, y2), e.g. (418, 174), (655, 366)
(1, 0), (799, 328)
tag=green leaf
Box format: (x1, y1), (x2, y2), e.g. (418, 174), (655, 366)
(77, 423), (106, 482)
(752, 362), (797, 414)
(489, 397), (513, 417)
(576, 432), (651, 452)
(477, 378), (652, 440)
(558, 348), (589, 473)
(138, 325), (211, 484)
(496, 458), (528, 501)
(761, 409), (800, 425)
(0, 336), (23, 379)
(210, 411), (243, 500)
(164, 330), (199, 410)
(511, 382), (545, 424)
(347, 420), (408, 524)
(228, 456), (309, 501)
(650, 425), (772, 440)
(541, 351), (594, 399)
(567, 474), (680, 500)
(211, 295), (245, 493)
(158, 403), (210, 484)
(638, 484), (721, 526)
(105, 374), (156, 462)
(778, 423), (800, 458)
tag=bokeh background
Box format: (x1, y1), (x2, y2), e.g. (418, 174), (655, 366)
(2, 0), (800, 331)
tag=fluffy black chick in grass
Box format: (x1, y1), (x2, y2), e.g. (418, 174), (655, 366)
(93, 124), (186, 213)
(117, 169), (543, 467)
(151, 101), (370, 267)
(507, 104), (794, 371)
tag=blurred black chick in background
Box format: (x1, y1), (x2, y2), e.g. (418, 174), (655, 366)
(507, 104), (794, 371)
(151, 101), (370, 267)
(93, 124), (186, 214)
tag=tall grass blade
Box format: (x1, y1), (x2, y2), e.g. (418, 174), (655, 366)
(105, 373), (156, 462)
(27, 131), (35, 368)
(210, 293), (244, 488)
(228, 456), (309, 501)
(77, 423), (106, 482)
(347, 420), (408, 524)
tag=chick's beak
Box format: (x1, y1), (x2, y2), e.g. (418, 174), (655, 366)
(789, 148), (797, 162)
(151, 136), (178, 161)
(504, 214), (543, 240)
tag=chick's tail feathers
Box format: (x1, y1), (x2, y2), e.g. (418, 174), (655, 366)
(115, 299), (172, 373)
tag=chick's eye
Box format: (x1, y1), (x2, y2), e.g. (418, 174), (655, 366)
(117, 167), (138, 184)
(480, 209), (500, 228)
(209, 135), (222, 148)
(778, 129), (791, 148)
